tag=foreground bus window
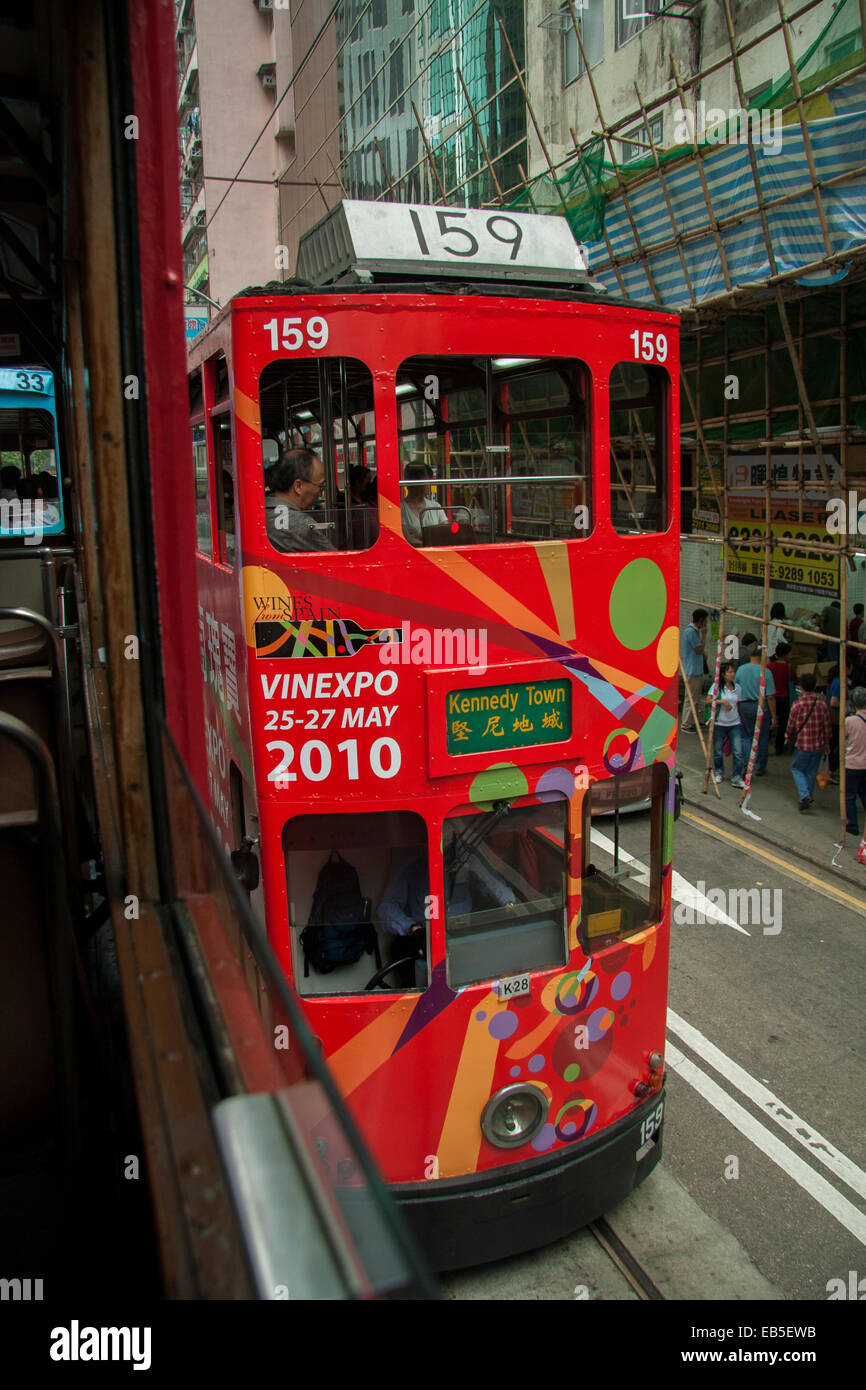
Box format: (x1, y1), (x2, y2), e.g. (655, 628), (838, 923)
(580, 765), (667, 948)
(396, 356), (591, 546)
(283, 810), (428, 995)
(609, 361), (668, 533)
(259, 358), (378, 553)
(443, 799), (568, 987)
(0, 368), (64, 540)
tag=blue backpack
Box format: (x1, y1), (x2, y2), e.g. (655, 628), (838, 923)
(299, 851), (376, 976)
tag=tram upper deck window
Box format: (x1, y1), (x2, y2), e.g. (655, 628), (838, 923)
(259, 358), (378, 554)
(396, 356), (591, 547)
(443, 798), (568, 988)
(580, 764), (667, 950)
(609, 361), (668, 534)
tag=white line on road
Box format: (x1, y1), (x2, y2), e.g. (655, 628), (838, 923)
(589, 829), (750, 935)
(668, 1009), (866, 1202)
(665, 1041), (866, 1247)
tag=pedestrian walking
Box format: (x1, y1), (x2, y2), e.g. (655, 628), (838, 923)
(705, 661), (745, 786)
(680, 608), (708, 731)
(735, 641), (777, 775)
(768, 641), (796, 757)
(848, 603), (863, 644)
(767, 602), (788, 660)
(786, 673), (832, 812)
(843, 687), (866, 850)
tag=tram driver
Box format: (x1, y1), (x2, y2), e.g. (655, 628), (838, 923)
(377, 849), (516, 986)
(401, 462), (448, 546)
(265, 448), (335, 553)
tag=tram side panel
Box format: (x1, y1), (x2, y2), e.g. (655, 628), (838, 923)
(195, 290), (678, 1260)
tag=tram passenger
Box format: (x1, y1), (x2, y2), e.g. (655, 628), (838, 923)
(401, 462), (447, 546)
(0, 465), (20, 500)
(377, 849), (516, 985)
(265, 448), (335, 553)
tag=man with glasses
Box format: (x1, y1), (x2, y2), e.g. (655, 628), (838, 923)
(265, 448), (334, 553)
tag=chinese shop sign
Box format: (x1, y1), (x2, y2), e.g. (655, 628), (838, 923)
(447, 679), (571, 755)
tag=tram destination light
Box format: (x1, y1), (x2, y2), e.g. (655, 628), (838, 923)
(296, 201), (594, 288)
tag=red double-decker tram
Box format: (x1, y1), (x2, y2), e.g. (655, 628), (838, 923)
(188, 202), (679, 1269)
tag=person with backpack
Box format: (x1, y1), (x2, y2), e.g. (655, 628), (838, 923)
(786, 672), (832, 812)
(843, 687), (866, 855)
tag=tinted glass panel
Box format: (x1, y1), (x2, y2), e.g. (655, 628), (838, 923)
(259, 358), (378, 553)
(580, 764), (667, 949)
(192, 421), (211, 554)
(609, 361), (668, 533)
(443, 799), (568, 987)
(212, 412), (236, 566)
(283, 810), (428, 996)
(397, 356), (591, 546)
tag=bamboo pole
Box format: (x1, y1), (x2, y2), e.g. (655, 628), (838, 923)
(456, 66), (505, 203)
(680, 654), (722, 798)
(411, 100), (449, 204)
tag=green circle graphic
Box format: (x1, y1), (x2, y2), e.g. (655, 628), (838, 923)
(609, 559), (667, 649)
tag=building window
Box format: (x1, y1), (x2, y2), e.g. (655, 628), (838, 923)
(371, 0), (387, 27)
(617, 0), (663, 49)
(619, 115), (663, 164)
(562, 0), (604, 87)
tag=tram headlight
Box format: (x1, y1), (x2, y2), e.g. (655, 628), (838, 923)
(481, 1084), (549, 1149)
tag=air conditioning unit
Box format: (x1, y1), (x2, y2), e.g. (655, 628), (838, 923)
(254, 1), (274, 12)
(258, 62), (277, 91)
(194, 209), (206, 227)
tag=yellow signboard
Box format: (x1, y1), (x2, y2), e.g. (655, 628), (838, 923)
(726, 504), (839, 596)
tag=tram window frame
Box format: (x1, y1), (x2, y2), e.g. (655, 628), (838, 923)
(210, 407), (236, 568)
(442, 796), (569, 989)
(395, 355), (592, 548)
(0, 404), (64, 538)
(282, 810), (429, 997)
(609, 361), (669, 534)
(258, 357), (379, 556)
(579, 764), (667, 951)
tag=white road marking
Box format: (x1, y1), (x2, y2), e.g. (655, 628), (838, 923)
(589, 829), (750, 935)
(668, 1009), (866, 1202)
(665, 1041), (866, 1247)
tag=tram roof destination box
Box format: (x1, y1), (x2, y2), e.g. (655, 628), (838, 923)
(296, 200), (596, 289)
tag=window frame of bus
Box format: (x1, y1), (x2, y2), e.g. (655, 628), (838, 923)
(282, 809), (429, 997)
(579, 764), (668, 951)
(0, 401), (64, 537)
(258, 357), (378, 555)
(395, 355), (592, 548)
(609, 360), (669, 535)
(442, 795), (569, 989)
(189, 366), (211, 557)
(210, 353), (236, 568)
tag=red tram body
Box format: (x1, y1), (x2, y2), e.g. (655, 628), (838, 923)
(187, 204), (679, 1268)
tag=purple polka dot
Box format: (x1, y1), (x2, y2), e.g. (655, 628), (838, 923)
(510, 1066), (521, 1078)
(528, 1054), (545, 1073)
(535, 768), (575, 802)
(561, 1120), (577, 1136)
(488, 1010), (519, 1040)
(563, 993), (577, 1009)
(611, 970), (631, 1001)
(530, 1123), (556, 1153)
(475, 1011), (486, 1021)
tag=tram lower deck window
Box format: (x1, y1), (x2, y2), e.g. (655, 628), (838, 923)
(396, 356), (591, 547)
(580, 765), (667, 949)
(283, 810), (428, 996)
(443, 799), (568, 987)
(259, 358), (378, 554)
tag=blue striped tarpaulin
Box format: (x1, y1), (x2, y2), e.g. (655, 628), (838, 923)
(585, 110), (866, 310)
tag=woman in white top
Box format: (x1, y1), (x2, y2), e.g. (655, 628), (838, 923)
(706, 661), (745, 786)
(401, 462), (447, 546)
(767, 602), (788, 660)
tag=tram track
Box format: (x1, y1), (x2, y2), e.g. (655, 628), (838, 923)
(588, 1218), (666, 1301)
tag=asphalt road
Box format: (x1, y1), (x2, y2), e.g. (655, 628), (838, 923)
(443, 807), (866, 1301)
